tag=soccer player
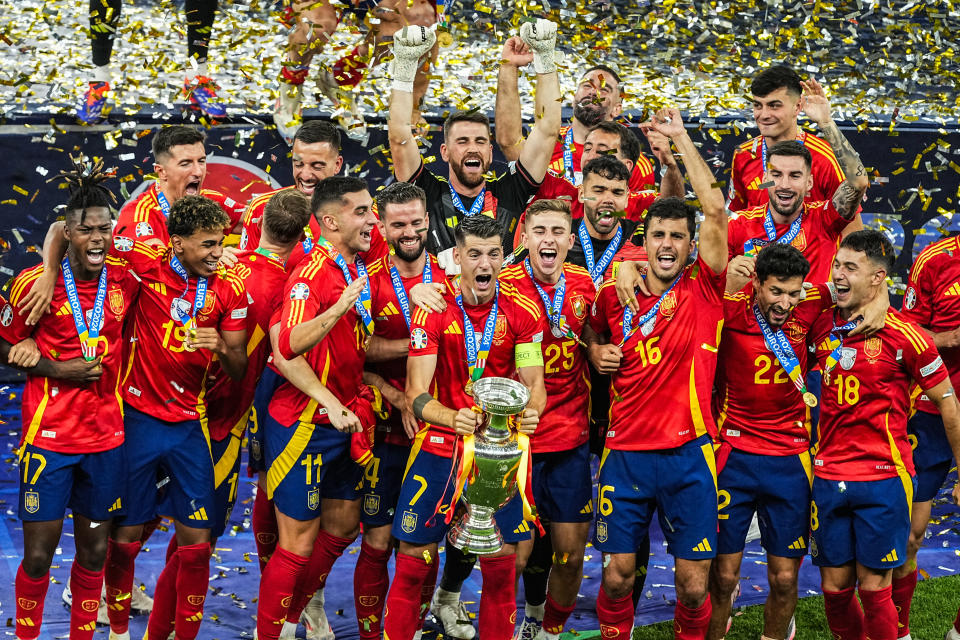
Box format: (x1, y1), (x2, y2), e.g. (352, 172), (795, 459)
(2, 162), (138, 640)
(728, 65), (853, 219)
(79, 0), (225, 122)
(272, 0), (436, 142)
(496, 57), (655, 193)
(142, 190), (312, 640)
(499, 199), (597, 640)
(587, 107), (727, 639)
(382, 214), (546, 640)
(256, 176), (382, 640)
(104, 195), (248, 640)
(808, 230), (960, 640)
(353, 181), (442, 640)
(388, 22), (560, 259)
(890, 236), (960, 640)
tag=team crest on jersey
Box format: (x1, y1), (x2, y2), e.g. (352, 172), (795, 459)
(170, 297), (192, 322)
(24, 490), (39, 514)
(200, 292), (216, 316)
(114, 236), (134, 252)
(307, 488), (320, 511)
(571, 294), (587, 320)
(401, 510), (418, 534)
(784, 320), (805, 343)
(290, 282), (310, 301)
(108, 287), (125, 316)
(494, 316), (508, 340)
(839, 347), (857, 370)
(659, 290), (678, 318)
(864, 337), (883, 361)
(411, 327), (428, 349)
(790, 230), (808, 251)
(1, 303), (12, 327)
(135, 221), (154, 238)
(595, 520), (608, 543)
(364, 494), (380, 515)
(903, 286), (917, 310)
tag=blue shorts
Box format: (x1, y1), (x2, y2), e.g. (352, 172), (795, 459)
(360, 441), (409, 527)
(531, 443), (593, 523)
(265, 414), (361, 520)
(118, 407), (214, 528)
(717, 448), (812, 557)
(594, 435), (718, 559)
(248, 367), (283, 474)
(211, 432), (243, 538)
(806, 369), (821, 440)
(19, 443), (125, 522)
(391, 447), (532, 545)
(908, 410), (954, 502)
(810, 475), (916, 569)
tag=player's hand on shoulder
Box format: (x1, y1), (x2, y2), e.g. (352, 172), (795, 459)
(18, 269), (57, 325)
(588, 343), (622, 375)
(330, 404), (362, 433)
(517, 407), (539, 435)
(218, 246), (240, 269)
(453, 407), (480, 436)
(615, 261), (646, 312)
(409, 282), (447, 313)
(8, 338), (40, 368)
(52, 356), (103, 383)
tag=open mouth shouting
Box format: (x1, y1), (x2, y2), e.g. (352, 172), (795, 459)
(461, 155), (484, 173)
(834, 282), (851, 304)
(768, 306), (789, 326)
(537, 246), (559, 271)
(184, 178), (202, 196)
(772, 189), (798, 210)
(654, 251), (678, 273)
(473, 272), (494, 292)
(86, 248), (105, 266)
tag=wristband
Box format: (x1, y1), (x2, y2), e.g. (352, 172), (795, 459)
(412, 392), (433, 421)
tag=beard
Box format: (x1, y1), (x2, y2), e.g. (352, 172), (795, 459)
(393, 238), (425, 262)
(768, 191), (803, 218)
(573, 100), (607, 127)
(451, 156), (487, 189)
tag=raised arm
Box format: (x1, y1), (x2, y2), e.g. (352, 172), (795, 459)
(644, 128), (685, 199)
(648, 107), (727, 274)
(801, 79), (869, 220)
(387, 26), (437, 182)
(494, 37), (533, 161)
(514, 19), (561, 183)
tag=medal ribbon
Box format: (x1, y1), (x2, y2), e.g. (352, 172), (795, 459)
(744, 207), (804, 257)
(752, 303), (809, 396)
(156, 189), (171, 218)
(523, 258), (567, 335)
(561, 126), (579, 186)
(316, 237), (374, 335)
(302, 226), (314, 255)
(254, 247), (282, 262)
(390, 258), (433, 330)
(456, 283), (499, 383)
(760, 131), (805, 170)
(579, 222), (623, 285)
(169, 254), (208, 329)
(61, 257), (108, 361)
(823, 314), (860, 373)
(449, 183), (486, 218)
(618, 274), (682, 348)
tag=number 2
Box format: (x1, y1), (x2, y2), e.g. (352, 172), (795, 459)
(754, 355), (789, 385)
(544, 341), (575, 374)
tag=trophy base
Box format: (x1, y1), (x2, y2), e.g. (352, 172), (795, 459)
(448, 519), (504, 555)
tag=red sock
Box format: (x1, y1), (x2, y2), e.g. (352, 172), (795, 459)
(354, 541), (391, 639)
(674, 594), (711, 640)
(104, 539), (141, 633)
(252, 490), (278, 574)
(146, 550), (180, 640)
(140, 515), (163, 545)
(542, 592), (576, 635)
(417, 558), (439, 631)
(859, 586), (898, 640)
(174, 543), (211, 640)
(955, 605), (960, 633)
(384, 552), (433, 640)
(332, 46), (368, 88)
(258, 547), (309, 640)
(478, 554), (517, 640)
(823, 587), (865, 640)
(596, 586), (634, 640)
(69, 563), (104, 640)
(15, 565), (49, 640)
(287, 530), (354, 622)
(891, 570), (917, 638)
(280, 63), (310, 85)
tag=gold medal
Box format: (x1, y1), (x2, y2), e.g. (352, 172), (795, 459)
(184, 326), (198, 352)
(464, 379), (474, 396)
(437, 29), (454, 48)
(803, 391), (818, 408)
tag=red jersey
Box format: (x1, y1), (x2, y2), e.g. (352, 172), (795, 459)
(238, 186), (293, 251)
(901, 236), (960, 414)
(715, 284), (832, 455)
(499, 262), (595, 452)
(727, 200), (849, 285)
(728, 132), (845, 212)
(204, 250), (288, 440)
(810, 309), (948, 480)
(113, 183), (244, 256)
(367, 253), (443, 446)
(589, 256), (725, 450)
(407, 286), (545, 457)
(0, 257), (139, 453)
(271, 245), (383, 426)
(547, 125), (656, 193)
(120, 244), (248, 423)
(533, 173), (656, 222)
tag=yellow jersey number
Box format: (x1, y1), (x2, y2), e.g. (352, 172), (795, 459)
(544, 340), (576, 374)
(160, 320), (188, 353)
(754, 354), (789, 385)
(831, 373), (860, 406)
(633, 336), (662, 368)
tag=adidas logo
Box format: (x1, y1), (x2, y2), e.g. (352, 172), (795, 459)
(187, 507), (208, 522)
(788, 537), (807, 551)
(149, 282), (167, 295)
(514, 521), (531, 535)
(443, 322), (463, 335)
(580, 500), (593, 515)
(108, 498), (122, 512)
(882, 549), (900, 563)
(77, 621), (96, 632)
(378, 302), (399, 318)
(945, 283), (960, 296)
(692, 538), (712, 553)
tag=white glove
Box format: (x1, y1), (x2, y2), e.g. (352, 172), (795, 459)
(391, 25), (436, 93)
(519, 19), (557, 74)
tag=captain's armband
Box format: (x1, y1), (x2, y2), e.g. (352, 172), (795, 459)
(515, 341), (544, 368)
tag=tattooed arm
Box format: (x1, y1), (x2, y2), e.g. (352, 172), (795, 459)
(801, 78), (869, 220)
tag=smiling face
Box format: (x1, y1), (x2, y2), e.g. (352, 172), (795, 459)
(752, 86), (801, 140)
(65, 206), (113, 278)
(155, 141), (207, 202)
(441, 121), (493, 190)
(831, 247), (885, 314)
(644, 216), (694, 283)
(454, 234), (503, 304)
(580, 171), (629, 237)
(753, 274), (805, 329)
(765, 153), (812, 218)
(171, 228), (225, 278)
(522, 209), (573, 282)
(572, 69), (622, 127)
(322, 189), (377, 254)
(292, 139), (343, 196)
(380, 198), (428, 263)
